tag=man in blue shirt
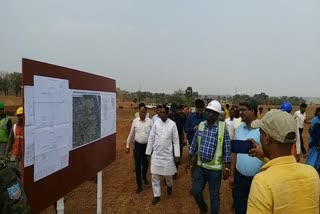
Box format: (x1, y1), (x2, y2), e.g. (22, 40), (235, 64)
(185, 99), (207, 193)
(185, 99), (207, 144)
(229, 98), (263, 214)
(186, 100), (231, 214)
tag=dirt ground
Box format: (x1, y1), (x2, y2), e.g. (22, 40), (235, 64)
(39, 102), (316, 214)
(1, 96), (317, 213)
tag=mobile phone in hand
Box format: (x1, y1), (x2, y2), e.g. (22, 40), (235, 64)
(231, 140), (253, 154)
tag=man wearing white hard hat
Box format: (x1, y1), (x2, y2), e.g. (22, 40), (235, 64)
(186, 100), (231, 214)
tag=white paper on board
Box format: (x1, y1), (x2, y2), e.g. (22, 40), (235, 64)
(34, 75), (69, 103)
(24, 126), (35, 167)
(24, 86), (35, 126)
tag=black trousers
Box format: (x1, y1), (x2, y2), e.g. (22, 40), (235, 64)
(134, 141), (149, 188)
(299, 128), (306, 154)
(175, 144), (184, 170)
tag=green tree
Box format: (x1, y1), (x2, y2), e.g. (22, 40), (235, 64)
(9, 72), (22, 97)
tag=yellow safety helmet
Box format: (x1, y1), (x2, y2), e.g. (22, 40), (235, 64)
(16, 107), (23, 115)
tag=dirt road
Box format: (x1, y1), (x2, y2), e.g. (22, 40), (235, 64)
(41, 105), (313, 214)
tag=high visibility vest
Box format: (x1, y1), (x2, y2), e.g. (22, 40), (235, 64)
(0, 117), (10, 143)
(197, 121), (225, 170)
(12, 124), (24, 157)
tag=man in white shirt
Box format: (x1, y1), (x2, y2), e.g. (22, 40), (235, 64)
(225, 108), (236, 140)
(293, 103), (309, 155)
(126, 103), (153, 194)
(152, 104), (162, 123)
(146, 106), (180, 205)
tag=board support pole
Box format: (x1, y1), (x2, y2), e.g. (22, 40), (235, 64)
(56, 197), (64, 214)
(97, 171), (102, 214)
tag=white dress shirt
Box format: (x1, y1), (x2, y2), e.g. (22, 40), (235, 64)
(293, 110), (306, 129)
(126, 117), (153, 148)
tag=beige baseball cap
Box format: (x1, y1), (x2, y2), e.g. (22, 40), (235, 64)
(251, 110), (296, 143)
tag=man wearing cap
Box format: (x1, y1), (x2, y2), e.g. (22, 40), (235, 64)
(186, 100), (231, 214)
(279, 101), (301, 162)
(229, 98), (263, 214)
(0, 102), (12, 155)
(247, 110), (319, 213)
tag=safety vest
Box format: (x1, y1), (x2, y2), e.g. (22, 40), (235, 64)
(12, 124), (24, 157)
(197, 121), (225, 170)
(0, 117), (10, 143)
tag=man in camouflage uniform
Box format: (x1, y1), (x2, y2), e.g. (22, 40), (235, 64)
(0, 154), (31, 214)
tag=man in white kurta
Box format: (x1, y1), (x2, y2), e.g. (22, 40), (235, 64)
(146, 106), (180, 205)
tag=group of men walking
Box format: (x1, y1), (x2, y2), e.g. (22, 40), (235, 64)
(126, 99), (320, 213)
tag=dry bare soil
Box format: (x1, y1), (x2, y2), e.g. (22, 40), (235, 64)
(1, 96), (317, 213)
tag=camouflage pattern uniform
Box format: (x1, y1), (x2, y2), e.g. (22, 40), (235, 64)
(0, 154), (31, 214)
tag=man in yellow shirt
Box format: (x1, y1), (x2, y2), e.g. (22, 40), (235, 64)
(247, 110), (319, 214)
(257, 107), (264, 119)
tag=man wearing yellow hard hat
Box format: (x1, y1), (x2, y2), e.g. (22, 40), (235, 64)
(6, 107), (24, 170)
(0, 102), (12, 155)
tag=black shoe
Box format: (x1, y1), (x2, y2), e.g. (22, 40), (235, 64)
(143, 178), (149, 185)
(152, 197), (160, 205)
(136, 187), (142, 194)
(167, 186), (172, 195)
(173, 174), (177, 180)
(199, 206), (208, 214)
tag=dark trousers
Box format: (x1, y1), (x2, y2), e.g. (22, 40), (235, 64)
(299, 128), (307, 154)
(233, 170), (253, 214)
(134, 141), (148, 188)
(192, 166), (222, 214)
(175, 144), (184, 170)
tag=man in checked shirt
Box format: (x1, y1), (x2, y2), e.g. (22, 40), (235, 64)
(185, 100), (231, 214)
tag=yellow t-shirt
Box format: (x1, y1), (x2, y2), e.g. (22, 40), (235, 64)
(247, 156), (320, 214)
(225, 109), (230, 119)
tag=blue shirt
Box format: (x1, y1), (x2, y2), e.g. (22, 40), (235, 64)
(185, 112), (207, 143)
(189, 121), (231, 164)
(309, 116), (320, 143)
(235, 123), (263, 177)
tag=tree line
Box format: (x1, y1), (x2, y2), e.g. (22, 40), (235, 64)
(0, 71), (22, 97)
(117, 88), (306, 106)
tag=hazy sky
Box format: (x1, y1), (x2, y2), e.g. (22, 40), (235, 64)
(1, 1), (319, 97)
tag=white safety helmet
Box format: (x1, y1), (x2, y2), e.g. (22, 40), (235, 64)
(206, 100), (222, 114)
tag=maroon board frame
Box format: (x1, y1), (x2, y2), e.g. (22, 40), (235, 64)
(22, 58), (116, 213)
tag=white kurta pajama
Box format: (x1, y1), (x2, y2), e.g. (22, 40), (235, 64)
(146, 118), (180, 197)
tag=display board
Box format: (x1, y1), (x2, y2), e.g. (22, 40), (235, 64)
(22, 58), (116, 213)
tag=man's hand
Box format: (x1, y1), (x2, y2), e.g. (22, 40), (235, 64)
(125, 148), (129, 154)
(229, 176), (234, 189)
(147, 155), (151, 161)
(182, 138), (187, 146)
(248, 138), (265, 160)
(175, 157), (180, 164)
(222, 168), (230, 180)
(295, 154), (301, 162)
